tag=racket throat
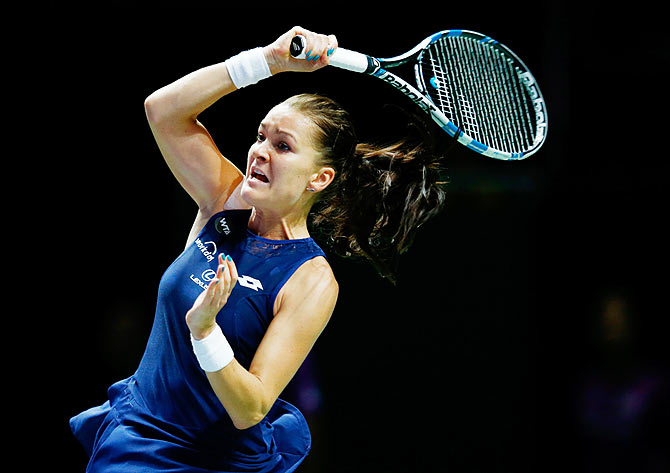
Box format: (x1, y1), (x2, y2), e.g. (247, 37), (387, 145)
(374, 69), (440, 116)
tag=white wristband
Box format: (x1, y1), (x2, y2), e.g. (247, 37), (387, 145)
(226, 47), (272, 89)
(190, 324), (234, 372)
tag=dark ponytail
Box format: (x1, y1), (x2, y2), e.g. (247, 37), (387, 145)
(283, 94), (449, 284)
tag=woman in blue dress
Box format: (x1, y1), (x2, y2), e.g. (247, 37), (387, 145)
(70, 26), (447, 472)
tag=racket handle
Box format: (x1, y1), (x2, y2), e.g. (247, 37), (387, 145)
(290, 35), (377, 74)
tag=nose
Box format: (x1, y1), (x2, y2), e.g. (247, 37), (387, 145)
(251, 140), (270, 162)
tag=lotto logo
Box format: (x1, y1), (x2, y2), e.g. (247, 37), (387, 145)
(237, 275), (263, 292)
(189, 271), (264, 292)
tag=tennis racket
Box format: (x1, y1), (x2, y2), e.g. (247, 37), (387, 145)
(290, 30), (548, 160)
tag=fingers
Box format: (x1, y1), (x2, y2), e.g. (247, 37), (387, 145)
(206, 253), (238, 307)
(289, 26), (338, 68)
(308, 34), (338, 65)
(304, 34), (338, 64)
(187, 253), (239, 338)
(227, 253), (239, 282)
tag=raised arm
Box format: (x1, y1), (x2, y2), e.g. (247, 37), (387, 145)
(143, 27), (337, 243)
(178, 28), (339, 429)
(143, 59), (246, 219)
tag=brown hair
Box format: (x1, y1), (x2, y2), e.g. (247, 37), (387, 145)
(283, 94), (448, 284)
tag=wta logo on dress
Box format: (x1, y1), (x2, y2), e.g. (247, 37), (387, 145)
(215, 217), (231, 235)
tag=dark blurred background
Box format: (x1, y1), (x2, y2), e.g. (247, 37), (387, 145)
(27, 3), (669, 472)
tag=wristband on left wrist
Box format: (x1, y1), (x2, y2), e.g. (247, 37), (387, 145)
(190, 324), (234, 372)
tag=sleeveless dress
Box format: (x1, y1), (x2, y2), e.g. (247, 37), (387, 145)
(70, 209), (327, 472)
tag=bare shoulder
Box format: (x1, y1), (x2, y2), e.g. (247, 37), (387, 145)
(290, 256), (339, 294)
(273, 256), (339, 316)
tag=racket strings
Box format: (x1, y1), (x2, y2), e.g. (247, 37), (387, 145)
(421, 36), (535, 154)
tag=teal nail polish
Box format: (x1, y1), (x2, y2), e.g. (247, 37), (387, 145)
(313, 55), (320, 61)
(327, 48), (334, 56)
(226, 255), (232, 262)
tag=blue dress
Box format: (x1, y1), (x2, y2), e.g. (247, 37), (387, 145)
(70, 209), (327, 472)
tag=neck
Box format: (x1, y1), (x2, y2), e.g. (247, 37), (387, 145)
(247, 207), (310, 240)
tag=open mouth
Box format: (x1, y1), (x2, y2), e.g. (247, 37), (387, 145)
(250, 169), (269, 183)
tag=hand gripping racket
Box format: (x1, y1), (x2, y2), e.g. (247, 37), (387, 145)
(290, 30), (548, 160)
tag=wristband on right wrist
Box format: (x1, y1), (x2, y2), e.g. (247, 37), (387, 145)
(226, 47), (272, 89)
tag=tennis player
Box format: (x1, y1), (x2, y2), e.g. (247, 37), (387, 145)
(70, 26), (447, 472)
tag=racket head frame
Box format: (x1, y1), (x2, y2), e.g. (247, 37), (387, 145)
(290, 30), (548, 160)
(407, 30), (548, 160)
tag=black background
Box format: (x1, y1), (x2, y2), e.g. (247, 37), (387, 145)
(22, 3), (669, 472)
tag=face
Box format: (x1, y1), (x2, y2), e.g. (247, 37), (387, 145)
(240, 103), (331, 215)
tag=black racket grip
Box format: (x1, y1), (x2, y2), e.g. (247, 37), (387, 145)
(290, 35), (307, 59)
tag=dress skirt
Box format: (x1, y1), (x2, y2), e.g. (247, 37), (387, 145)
(70, 378), (311, 473)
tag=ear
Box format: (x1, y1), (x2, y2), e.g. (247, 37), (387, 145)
(308, 167), (336, 193)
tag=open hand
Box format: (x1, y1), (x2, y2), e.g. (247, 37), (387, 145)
(186, 253), (238, 340)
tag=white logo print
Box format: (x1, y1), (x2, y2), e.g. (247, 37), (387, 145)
(189, 238), (263, 292)
(237, 275), (264, 292)
(189, 269), (216, 291)
(201, 269), (217, 281)
(194, 238), (217, 262)
(189, 269), (264, 292)
(215, 217), (231, 235)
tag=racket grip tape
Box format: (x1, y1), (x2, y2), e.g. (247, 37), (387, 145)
(290, 35), (378, 74)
